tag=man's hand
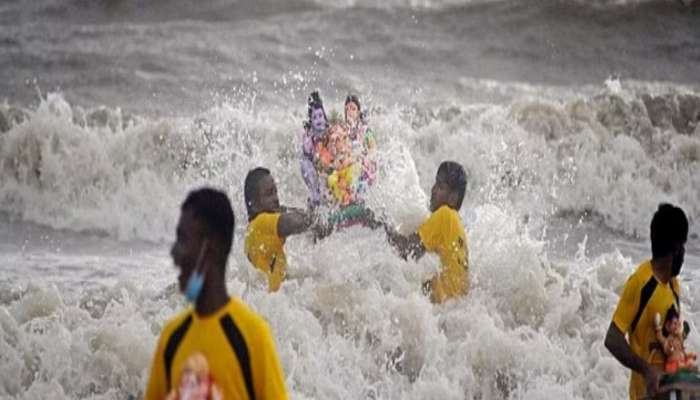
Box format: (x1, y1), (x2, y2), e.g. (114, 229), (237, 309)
(643, 364), (661, 398)
(312, 221), (333, 240)
(655, 313), (662, 331)
(363, 208), (385, 230)
(384, 225), (425, 260)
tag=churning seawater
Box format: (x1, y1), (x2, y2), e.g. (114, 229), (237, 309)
(1, 0), (699, 398)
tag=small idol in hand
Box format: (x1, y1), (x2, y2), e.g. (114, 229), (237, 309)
(655, 307), (698, 374)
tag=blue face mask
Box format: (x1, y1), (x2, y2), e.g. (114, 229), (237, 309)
(185, 270), (205, 303)
(184, 240), (208, 303)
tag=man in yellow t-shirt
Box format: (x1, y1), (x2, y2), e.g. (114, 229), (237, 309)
(605, 203), (689, 400)
(382, 161), (469, 303)
(244, 167), (316, 292)
(145, 188), (288, 400)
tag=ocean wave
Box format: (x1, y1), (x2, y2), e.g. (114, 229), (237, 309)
(306, 0), (693, 11)
(0, 82), (698, 241)
(6, 0), (691, 23)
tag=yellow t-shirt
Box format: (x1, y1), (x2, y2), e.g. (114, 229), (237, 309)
(417, 205), (469, 303)
(245, 213), (287, 292)
(612, 260), (681, 400)
(145, 298), (288, 400)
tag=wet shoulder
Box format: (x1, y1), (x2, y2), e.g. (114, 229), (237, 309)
(620, 260), (653, 293)
(224, 298), (270, 335)
(249, 212), (279, 229)
(160, 307), (195, 340)
(246, 212), (280, 239)
(433, 205), (454, 218)
(247, 213), (263, 233)
(632, 260), (653, 284)
(435, 206), (464, 228)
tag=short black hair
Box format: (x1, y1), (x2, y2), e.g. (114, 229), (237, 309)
(437, 161), (467, 209)
(650, 203), (688, 259)
(244, 167), (271, 220)
(182, 187), (235, 258)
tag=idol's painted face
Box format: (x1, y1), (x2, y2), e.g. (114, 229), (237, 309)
(311, 107), (327, 132)
(665, 317), (681, 336)
(327, 123), (348, 153)
(345, 101), (359, 123)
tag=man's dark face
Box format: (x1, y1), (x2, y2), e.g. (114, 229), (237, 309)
(253, 175), (280, 215)
(672, 243), (685, 277)
(170, 208), (207, 292)
(430, 172), (452, 212)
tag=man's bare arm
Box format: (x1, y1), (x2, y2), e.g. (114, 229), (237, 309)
(605, 322), (660, 396)
(384, 225), (426, 260)
(278, 210), (313, 238)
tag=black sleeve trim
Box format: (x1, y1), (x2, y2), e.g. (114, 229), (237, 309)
(164, 313), (193, 390)
(220, 314), (256, 400)
(630, 277), (657, 334)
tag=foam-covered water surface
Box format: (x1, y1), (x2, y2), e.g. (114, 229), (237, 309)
(1, 206), (698, 399)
